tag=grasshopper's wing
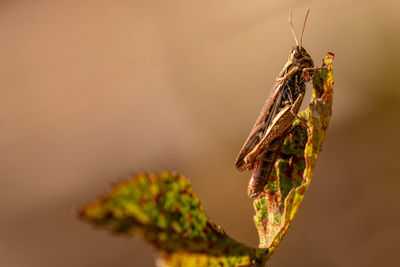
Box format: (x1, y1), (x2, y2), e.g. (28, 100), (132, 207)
(235, 82), (285, 171)
(244, 92), (304, 162)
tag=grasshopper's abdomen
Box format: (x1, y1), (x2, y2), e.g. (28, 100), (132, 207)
(248, 137), (286, 198)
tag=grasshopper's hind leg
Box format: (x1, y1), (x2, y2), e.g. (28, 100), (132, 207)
(247, 140), (284, 198)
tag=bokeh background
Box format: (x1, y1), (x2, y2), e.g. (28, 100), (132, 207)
(1, 0), (399, 266)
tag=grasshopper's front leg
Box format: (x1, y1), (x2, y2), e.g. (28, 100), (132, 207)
(244, 94), (303, 164)
(303, 67), (326, 81)
(276, 66), (300, 82)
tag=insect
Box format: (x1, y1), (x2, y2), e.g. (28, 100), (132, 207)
(235, 9), (316, 198)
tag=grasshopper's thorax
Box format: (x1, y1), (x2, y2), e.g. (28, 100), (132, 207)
(288, 46), (314, 69)
(278, 46), (314, 81)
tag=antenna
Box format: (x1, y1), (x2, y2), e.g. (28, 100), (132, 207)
(299, 9), (310, 48)
(289, 9), (299, 46)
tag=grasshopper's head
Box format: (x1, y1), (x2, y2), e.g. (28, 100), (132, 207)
(288, 9), (314, 68)
(289, 46), (314, 68)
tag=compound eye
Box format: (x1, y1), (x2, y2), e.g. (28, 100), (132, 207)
(291, 50), (299, 63)
(294, 49), (302, 58)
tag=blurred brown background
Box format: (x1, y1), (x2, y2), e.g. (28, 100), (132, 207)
(1, 0), (399, 266)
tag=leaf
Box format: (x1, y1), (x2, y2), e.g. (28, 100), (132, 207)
(79, 171), (256, 267)
(79, 52), (334, 267)
(253, 52), (334, 262)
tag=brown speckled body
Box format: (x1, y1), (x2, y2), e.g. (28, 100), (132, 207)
(235, 46), (314, 198)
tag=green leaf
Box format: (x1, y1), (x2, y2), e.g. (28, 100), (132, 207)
(80, 171), (256, 267)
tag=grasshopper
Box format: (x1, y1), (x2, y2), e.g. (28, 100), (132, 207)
(235, 9), (317, 198)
